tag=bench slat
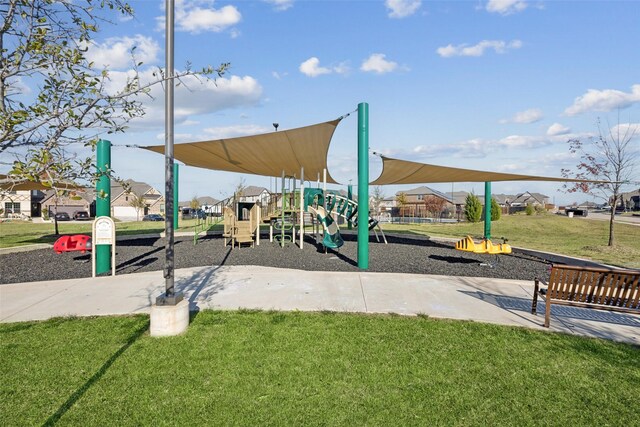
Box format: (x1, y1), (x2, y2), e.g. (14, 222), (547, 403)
(628, 276), (640, 309)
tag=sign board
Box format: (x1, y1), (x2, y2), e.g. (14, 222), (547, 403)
(94, 216), (115, 245)
(92, 216), (116, 277)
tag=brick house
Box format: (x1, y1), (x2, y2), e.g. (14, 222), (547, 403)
(111, 180), (164, 221)
(0, 190), (46, 218)
(395, 186), (453, 217)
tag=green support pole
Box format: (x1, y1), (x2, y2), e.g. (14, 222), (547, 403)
(484, 181), (492, 240)
(173, 163), (179, 229)
(96, 139), (111, 274)
(347, 184), (353, 230)
(357, 102), (369, 269)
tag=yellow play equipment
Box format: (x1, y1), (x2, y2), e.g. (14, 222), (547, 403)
(455, 235), (512, 255)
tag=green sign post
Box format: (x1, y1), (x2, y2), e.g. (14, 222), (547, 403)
(95, 139), (111, 274)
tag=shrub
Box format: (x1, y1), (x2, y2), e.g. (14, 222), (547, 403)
(464, 193), (482, 223)
(525, 203), (534, 215)
(490, 198), (501, 221)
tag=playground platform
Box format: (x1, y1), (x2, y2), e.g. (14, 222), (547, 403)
(1, 265), (637, 345)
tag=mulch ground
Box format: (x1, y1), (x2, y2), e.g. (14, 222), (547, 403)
(0, 232), (552, 285)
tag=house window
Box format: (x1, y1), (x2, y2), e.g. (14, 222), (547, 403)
(5, 202), (20, 214)
(417, 195), (423, 201)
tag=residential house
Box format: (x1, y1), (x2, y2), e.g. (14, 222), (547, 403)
(41, 189), (93, 218)
(0, 190), (46, 218)
(111, 180), (164, 221)
(239, 186), (271, 205)
(621, 188), (640, 211)
(395, 186), (453, 218)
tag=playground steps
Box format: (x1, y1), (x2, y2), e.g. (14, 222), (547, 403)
(234, 220), (254, 248)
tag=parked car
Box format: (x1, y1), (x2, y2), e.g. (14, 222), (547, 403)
(54, 212), (71, 221)
(181, 208), (206, 220)
(73, 211), (90, 220)
(142, 214), (164, 221)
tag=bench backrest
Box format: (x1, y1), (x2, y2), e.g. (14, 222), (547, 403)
(547, 264), (640, 309)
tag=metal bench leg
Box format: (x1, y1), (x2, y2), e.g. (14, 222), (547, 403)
(531, 278), (539, 314)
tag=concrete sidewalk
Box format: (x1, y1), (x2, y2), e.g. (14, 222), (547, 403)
(1, 266), (638, 344)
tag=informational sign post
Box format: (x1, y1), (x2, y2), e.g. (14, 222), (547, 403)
(92, 216), (116, 277)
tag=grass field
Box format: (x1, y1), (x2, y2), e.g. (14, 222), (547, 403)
(1, 311), (638, 426)
(382, 213), (640, 268)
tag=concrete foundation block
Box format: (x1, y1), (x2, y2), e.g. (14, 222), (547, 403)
(150, 299), (189, 337)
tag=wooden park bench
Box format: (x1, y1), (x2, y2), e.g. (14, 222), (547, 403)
(531, 264), (640, 327)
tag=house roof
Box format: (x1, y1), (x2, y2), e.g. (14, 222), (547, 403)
(197, 196), (219, 205)
(396, 186), (453, 202)
(242, 186), (269, 197)
(511, 192), (549, 205)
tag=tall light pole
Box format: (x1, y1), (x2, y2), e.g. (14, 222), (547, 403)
(158, 0), (182, 305)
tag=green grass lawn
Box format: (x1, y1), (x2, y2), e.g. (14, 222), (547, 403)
(382, 213), (640, 268)
(1, 311), (638, 426)
(0, 218), (223, 248)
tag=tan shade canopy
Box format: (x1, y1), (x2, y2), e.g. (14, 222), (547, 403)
(0, 174), (83, 191)
(371, 156), (599, 185)
(144, 118), (342, 184)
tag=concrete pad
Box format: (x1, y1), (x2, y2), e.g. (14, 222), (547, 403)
(1, 265), (638, 345)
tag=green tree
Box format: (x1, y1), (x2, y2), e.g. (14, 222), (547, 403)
(128, 193), (147, 221)
(490, 198), (501, 221)
(561, 115), (638, 246)
(525, 203), (534, 216)
(1, 0), (229, 191)
(190, 196), (200, 210)
(464, 193), (482, 223)
(395, 192), (408, 220)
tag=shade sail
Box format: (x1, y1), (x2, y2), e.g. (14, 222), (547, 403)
(144, 118), (342, 184)
(371, 156), (602, 185)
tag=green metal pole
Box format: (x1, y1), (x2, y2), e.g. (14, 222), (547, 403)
(484, 181), (492, 240)
(173, 163), (179, 229)
(96, 139), (111, 274)
(357, 102), (369, 269)
(347, 184), (353, 230)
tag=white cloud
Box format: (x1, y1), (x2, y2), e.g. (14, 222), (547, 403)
(299, 57), (331, 77)
(299, 57), (349, 77)
(385, 0), (422, 18)
(547, 123), (571, 136)
(360, 53), (398, 74)
(84, 35), (160, 69)
(264, 0), (294, 11)
(104, 69), (263, 130)
(486, 0), (528, 15)
(436, 39), (522, 57)
(157, 0), (241, 34)
(501, 108), (543, 124)
(564, 84), (640, 116)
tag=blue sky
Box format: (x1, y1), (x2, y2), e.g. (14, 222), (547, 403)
(80, 0), (639, 204)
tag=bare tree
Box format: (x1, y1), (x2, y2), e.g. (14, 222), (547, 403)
(423, 195), (446, 221)
(562, 115), (638, 246)
(370, 186), (385, 219)
(1, 0), (229, 190)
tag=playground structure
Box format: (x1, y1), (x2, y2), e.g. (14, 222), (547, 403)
(54, 234), (92, 254)
(455, 235), (512, 255)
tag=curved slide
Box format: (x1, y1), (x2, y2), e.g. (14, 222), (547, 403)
(307, 205), (344, 249)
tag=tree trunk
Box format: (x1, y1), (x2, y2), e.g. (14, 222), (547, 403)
(608, 197), (616, 246)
